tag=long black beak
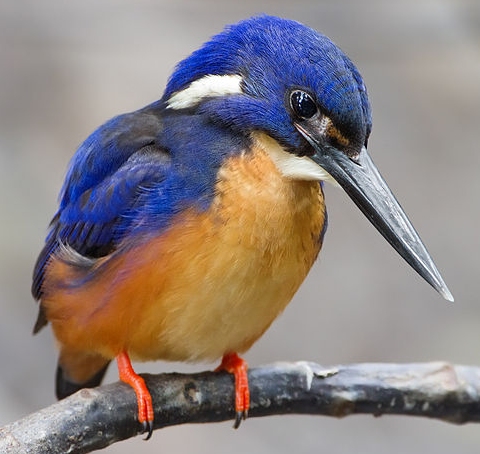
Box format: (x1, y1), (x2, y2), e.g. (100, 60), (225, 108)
(296, 124), (453, 302)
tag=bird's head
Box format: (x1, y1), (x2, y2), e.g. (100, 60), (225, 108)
(163, 15), (370, 157)
(162, 15), (453, 302)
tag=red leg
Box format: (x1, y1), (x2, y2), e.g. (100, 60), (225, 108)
(116, 351), (154, 439)
(216, 353), (250, 428)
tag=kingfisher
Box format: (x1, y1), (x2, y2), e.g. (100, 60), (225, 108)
(32, 15), (453, 437)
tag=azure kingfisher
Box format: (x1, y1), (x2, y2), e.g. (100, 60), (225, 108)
(32, 15), (453, 437)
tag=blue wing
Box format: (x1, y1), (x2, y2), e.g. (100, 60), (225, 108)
(32, 100), (247, 310)
(32, 105), (170, 300)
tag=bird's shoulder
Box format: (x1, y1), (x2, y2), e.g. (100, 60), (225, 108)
(32, 103), (249, 299)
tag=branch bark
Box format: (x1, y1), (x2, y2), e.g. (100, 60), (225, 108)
(1, 361), (480, 453)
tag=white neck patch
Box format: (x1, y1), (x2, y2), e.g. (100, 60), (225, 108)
(167, 74), (243, 110)
(253, 132), (339, 185)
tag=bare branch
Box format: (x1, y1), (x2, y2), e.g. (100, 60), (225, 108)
(1, 361), (480, 453)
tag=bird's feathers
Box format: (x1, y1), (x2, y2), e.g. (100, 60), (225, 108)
(167, 74), (243, 110)
(32, 107), (167, 299)
(32, 103), (252, 303)
(40, 143), (326, 364)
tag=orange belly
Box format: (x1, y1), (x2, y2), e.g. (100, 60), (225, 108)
(42, 145), (326, 364)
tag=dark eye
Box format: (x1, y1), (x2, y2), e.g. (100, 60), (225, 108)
(290, 90), (318, 119)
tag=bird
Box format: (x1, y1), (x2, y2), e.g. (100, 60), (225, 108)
(32, 15), (453, 438)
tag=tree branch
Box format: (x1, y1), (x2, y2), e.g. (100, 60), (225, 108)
(1, 361), (480, 453)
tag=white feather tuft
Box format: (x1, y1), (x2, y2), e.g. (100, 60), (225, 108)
(253, 133), (339, 185)
(57, 242), (97, 267)
(167, 74), (243, 110)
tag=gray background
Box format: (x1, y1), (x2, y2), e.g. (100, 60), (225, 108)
(1, 0), (479, 453)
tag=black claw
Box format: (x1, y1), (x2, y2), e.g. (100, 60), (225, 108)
(233, 411), (243, 429)
(141, 420), (153, 440)
(233, 410), (248, 429)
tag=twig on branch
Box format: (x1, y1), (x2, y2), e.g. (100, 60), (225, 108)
(1, 361), (480, 453)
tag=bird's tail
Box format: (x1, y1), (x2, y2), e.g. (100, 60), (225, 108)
(56, 349), (111, 400)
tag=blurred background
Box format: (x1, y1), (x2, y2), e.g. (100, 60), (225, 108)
(1, 0), (479, 452)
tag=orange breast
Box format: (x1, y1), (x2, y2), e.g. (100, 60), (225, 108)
(42, 143), (326, 363)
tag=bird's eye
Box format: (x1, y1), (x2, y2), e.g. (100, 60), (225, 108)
(290, 90), (318, 119)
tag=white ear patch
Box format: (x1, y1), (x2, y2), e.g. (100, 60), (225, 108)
(253, 133), (339, 185)
(167, 74), (243, 110)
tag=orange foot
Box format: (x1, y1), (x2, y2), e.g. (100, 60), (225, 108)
(216, 353), (250, 428)
(116, 351), (154, 439)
